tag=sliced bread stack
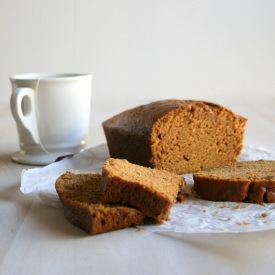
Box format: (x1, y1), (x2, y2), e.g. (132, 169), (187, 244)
(55, 158), (185, 235)
(55, 171), (145, 235)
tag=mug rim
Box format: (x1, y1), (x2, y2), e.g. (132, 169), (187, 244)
(10, 73), (93, 82)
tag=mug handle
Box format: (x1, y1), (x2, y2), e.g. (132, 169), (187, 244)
(10, 87), (40, 144)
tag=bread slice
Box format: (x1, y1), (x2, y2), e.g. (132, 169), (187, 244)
(102, 158), (185, 221)
(102, 100), (247, 174)
(55, 171), (145, 235)
(193, 160), (275, 203)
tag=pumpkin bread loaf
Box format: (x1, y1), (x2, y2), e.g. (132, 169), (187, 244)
(55, 172), (145, 235)
(102, 100), (247, 174)
(193, 160), (275, 203)
(102, 158), (185, 221)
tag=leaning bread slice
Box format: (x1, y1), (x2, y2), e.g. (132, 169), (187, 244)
(102, 158), (185, 221)
(55, 171), (145, 235)
(193, 160), (275, 203)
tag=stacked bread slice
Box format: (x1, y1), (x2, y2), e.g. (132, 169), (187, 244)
(55, 158), (185, 235)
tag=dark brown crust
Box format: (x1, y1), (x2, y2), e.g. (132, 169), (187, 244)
(193, 177), (251, 202)
(55, 172), (145, 235)
(102, 99), (247, 174)
(193, 160), (275, 203)
(101, 129), (153, 167)
(63, 200), (145, 235)
(247, 181), (275, 203)
(103, 100), (195, 134)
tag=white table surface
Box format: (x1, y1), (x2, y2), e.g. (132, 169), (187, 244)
(0, 96), (275, 275)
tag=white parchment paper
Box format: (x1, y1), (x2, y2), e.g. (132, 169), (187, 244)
(20, 144), (275, 233)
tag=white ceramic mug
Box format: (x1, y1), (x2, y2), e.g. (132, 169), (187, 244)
(10, 73), (93, 165)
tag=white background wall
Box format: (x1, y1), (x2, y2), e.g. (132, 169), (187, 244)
(1, 0), (274, 106)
